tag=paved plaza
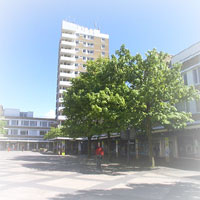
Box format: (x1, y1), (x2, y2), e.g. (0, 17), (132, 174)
(0, 151), (200, 200)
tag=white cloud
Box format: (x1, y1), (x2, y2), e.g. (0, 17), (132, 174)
(45, 109), (55, 119)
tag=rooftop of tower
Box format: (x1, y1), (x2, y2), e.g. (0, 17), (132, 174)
(62, 20), (109, 39)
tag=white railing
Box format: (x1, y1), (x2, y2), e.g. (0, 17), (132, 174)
(61, 33), (76, 39)
(58, 107), (65, 111)
(59, 81), (72, 87)
(57, 115), (67, 120)
(60, 48), (76, 55)
(58, 98), (64, 102)
(60, 72), (75, 78)
(59, 89), (67, 94)
(60, 56), (76, 62)
(61, 41), (76, 47)
(60, 64), (75, 70)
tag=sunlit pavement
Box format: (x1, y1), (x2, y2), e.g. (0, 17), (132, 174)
(0, 151), (200, 200)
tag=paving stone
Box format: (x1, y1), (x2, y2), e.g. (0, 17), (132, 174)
(0, 151), (200, 200)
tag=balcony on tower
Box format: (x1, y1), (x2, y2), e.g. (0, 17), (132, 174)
(58, 106), (65, 111)
(59, 61), (76, 70)
(59, 78), (72, 87)
(59, 64), (76, 71)
(61, 33), (76, 40)
(60, 40), (76, 47)
(60, 72), (75, 79)
(60, 48), (76, 55)
(59, 90), (65, 95)
(60, 55), (76, 62)
(57, 115), (67, 121)
(58, 98), (64, 103)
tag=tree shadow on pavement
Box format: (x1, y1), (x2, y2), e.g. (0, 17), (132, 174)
(49, 182), (200, 200)
(155, 158), (200, 172)
(11, 154), (154, 175)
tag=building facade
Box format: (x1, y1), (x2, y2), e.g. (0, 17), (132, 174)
(171, 41), (200, 158)
(56, 21), (109, 124)
(0, 107), (57, 151)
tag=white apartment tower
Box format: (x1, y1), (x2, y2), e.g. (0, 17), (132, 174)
(56, 21), (109, 124)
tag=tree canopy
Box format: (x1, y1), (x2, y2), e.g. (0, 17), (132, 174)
(62, 45), (200, 164)
(44, 127), (64, 140)
(0, 119), (6, 135)
(62, 56), (138, 157)
(62, 57), (136, 138)
(123, 46), (200, 166)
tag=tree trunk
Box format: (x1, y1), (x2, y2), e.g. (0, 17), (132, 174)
(127, 128), (130, 164)
(146, 115), (155, 167)
(87, 136), (92, 158)
(146, 103), (155, 167)
(135, 138), (139, 160)
(107, 133), (111, 162)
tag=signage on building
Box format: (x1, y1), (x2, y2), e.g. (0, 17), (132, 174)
(120, 128), (136, 140)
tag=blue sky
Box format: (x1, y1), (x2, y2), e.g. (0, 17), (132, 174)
(0, 0), (200, 118)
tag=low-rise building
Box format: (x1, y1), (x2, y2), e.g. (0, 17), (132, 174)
(0, 106), (57, 151)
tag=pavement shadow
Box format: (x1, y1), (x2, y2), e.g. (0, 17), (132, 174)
(155, 158), (200, 172)
(11, 154), (154, 175)
(49, 182), (200, 200)
(11, 153), (200, 174)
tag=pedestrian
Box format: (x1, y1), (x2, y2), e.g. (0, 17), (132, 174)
(156, 146), (160, 157)
(95, 145), (104, 170)
(153, 145), (160, 157)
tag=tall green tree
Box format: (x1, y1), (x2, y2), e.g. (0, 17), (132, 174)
(63, 45), (199, 165)
(86, 55), (138, 160)
(44, 127), (64, 140)
(124, 47), (200, 167)
(0, 119), (6, 134)
(63, 57), (137, 159)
